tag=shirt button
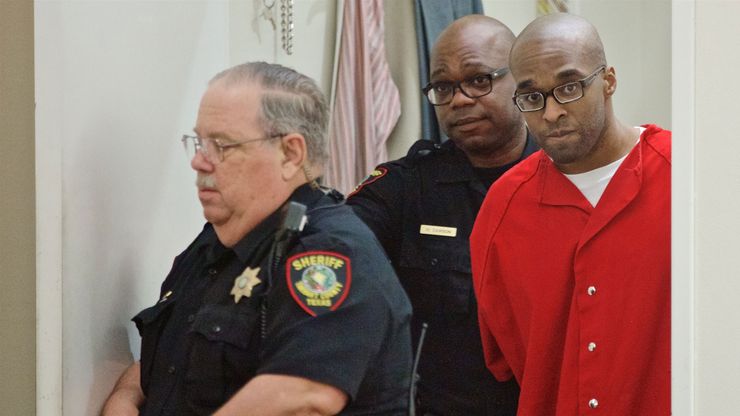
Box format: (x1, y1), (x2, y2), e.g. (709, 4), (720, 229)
(211, 325), (221, 333)
(208, 268), (218, 276)
(588, 342), (597, 352)
(588, 398), (599, 409)
(187, 314), (195, 323)
(587, 286), (597, 296)
(167, 365), (176, 374)
(430, 258), (438, 266)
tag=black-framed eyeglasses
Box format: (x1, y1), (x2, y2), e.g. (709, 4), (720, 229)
(422, 67), (509, 106)
(512, 65), (606, 112)
(181, 134), (283, 164)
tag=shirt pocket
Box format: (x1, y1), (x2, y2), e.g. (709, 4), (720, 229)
(132, 298), (175, 394)
(399, 235), (473, 316)
(183, 303), (260, 409)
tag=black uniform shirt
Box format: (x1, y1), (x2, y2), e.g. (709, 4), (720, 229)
(347, 135), (538, 416)
(134, 184), (413, 415)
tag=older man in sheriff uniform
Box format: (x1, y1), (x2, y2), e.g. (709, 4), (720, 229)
(347, 15), (536, 416)
(101, 62), (412, 416)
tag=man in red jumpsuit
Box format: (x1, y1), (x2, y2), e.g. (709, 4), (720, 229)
(470, 13), (671, 415)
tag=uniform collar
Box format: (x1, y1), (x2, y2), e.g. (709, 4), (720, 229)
(433, 140), (477, 184)
(230, 183), (326, 264)
(185, 223), (223, 264)
(436, 131), (538, 185)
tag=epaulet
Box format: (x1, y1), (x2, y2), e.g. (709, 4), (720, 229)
(324, 188), (345, 203)
(347, 139), (448, 198)
(405, 139), (445, 164)
(346, 164), (394, 198)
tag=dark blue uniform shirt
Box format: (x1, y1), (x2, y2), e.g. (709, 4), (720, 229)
(134, 184), (413, 415)
(347, 136), (538, 416)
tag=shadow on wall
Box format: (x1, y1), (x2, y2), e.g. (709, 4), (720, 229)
(85, 326), (134, 415)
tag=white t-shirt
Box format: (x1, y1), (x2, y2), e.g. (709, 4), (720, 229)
(563, 127), (644, 207)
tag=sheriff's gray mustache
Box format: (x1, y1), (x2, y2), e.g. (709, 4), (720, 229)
(196, 175), (216, 189)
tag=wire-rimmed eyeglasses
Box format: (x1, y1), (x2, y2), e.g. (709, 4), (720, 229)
(512, 66), (606, 112)
(181, 134), (282, 165)
(422, 68), (509, 106)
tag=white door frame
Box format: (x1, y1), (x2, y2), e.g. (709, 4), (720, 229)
(671, 1), (695, 415)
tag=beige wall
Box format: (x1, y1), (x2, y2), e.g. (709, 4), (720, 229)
(0, 0), (36, 414)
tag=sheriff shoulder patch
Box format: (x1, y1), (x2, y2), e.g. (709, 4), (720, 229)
(286, 251), (352, 316)
(347, 166), (388, 198)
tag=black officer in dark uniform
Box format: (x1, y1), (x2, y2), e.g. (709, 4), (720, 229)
(102, 62), (412, 416)
(347, 16), (536, 416)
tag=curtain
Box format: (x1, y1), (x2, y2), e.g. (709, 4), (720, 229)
(325, 0), (401, 195)
(414, 0), (484, 144)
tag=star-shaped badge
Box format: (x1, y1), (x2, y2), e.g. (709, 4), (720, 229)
(230, 266), (262, 303)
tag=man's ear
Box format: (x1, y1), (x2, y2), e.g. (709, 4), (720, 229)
(279, 133), (307, 181)
(604, 66), (617, 97)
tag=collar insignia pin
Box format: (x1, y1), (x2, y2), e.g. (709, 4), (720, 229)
(158, 290), (173, 303)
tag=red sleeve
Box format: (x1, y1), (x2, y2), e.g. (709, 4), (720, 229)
(477, 303), (514, 381)
(470, 152), (542, 383)
(471, 195), (515, 382)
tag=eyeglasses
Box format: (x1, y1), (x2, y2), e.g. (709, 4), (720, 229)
(512, 66), (606, 112)
(181, 134), (282, 164)
(422, 68), (509, 106)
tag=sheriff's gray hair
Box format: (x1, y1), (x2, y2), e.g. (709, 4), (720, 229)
(210, 62), (330, 167)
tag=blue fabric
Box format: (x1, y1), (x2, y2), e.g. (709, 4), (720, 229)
(414, 0), (484, 143)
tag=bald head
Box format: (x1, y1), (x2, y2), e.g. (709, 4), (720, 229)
(438, 14), (515, 43)
(512, 13), (606, 70)
(432, 15), (515, 72)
